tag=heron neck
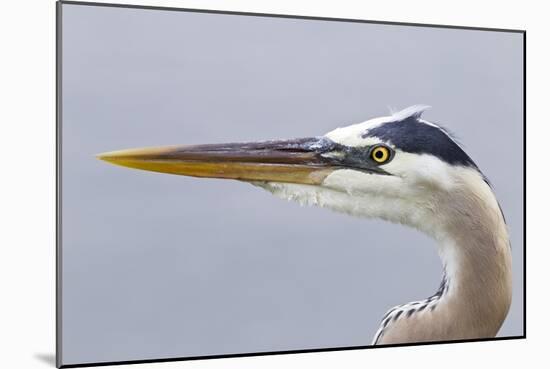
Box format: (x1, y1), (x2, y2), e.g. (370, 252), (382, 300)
(374, 181), (513, 344)
(432, 207), (512, 338)
(423, 181), (513, 341)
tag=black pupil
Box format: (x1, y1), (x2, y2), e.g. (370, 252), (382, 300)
(375, 150), (384, 159)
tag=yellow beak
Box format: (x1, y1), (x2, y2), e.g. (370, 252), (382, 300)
(97, 138), (337, 185)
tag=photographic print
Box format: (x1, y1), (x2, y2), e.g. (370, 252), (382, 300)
(57, 1), (525, 367)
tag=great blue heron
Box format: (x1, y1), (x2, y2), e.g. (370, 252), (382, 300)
(98, 105), (512, 345)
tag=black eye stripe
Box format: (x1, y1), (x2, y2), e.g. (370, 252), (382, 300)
(363, 117), (479, 169)
(314, 139), (394, 174)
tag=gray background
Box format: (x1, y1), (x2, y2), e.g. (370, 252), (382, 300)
(61, 3), (524, 366)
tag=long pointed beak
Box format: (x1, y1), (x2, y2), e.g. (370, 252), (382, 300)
(97, 137), (339, 185)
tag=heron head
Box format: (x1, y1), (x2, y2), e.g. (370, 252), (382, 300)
(317, 105), (482, 196)
(98, 106), (491, 229)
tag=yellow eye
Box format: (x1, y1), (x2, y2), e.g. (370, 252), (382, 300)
(371, 145), (391, 164)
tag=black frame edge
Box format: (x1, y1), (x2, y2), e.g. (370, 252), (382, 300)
(59, 336), (525, 368)
(522, 31), (527, 339)
(59, 0), (526, 33)
(56, 0), (63, 368)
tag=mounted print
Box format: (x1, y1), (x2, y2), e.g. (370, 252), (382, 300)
(57, 1), (525, 367)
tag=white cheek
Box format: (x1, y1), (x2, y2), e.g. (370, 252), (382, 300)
(385, 152), (456, 191)
(322, 169), (403, 196)
(321, 170), (437, 230)
(250, 171), (440, 234)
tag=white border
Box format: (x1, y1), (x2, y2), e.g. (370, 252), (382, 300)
(1, 1), (545, 369)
